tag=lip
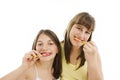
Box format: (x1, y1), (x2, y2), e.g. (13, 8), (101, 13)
(41, 52), (52, 57)
(74, 37), (86, 44)
(74, 37), (81, 41)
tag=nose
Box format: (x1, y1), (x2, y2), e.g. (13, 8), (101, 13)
(79, 32), (85, 40)
(41, 44), (48, 51)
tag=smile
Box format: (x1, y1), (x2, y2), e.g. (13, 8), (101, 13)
(41, 52), (52, 57)
(74, 37), (86, 44)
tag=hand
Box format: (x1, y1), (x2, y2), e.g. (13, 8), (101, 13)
(22, 50), (40, 69)
(83, 41), (99, 65)
(83, 41), (103, 80)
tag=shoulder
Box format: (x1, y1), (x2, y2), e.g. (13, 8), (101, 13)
(60, 41), (64, 54)
(60, 41), (64, 47)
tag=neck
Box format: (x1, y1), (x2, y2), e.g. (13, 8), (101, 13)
(35, 61), (54, 80)
(36, 60), (53, 71)
(71, 46), (81, 56)
(70, 47), (82, 65)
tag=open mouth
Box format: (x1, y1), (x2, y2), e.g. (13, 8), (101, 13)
(41, 52), (52, 57)
(74, 37), (86, 44)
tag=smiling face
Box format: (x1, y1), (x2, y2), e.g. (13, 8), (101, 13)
(36, 33), (58, 61)
(69, 24), (91, 47)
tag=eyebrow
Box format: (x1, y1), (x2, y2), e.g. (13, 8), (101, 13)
(37, 40), (53, 42)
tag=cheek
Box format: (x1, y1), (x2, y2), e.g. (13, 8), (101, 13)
(69, 33), (72, 42)
(85, 35), (91, 41)
(69, 30), (73, 38)
(53, 47), (59, 54)
(69, 29), (76, 39)
(70, 28), (77, 35)
(36, 46), (41, 51)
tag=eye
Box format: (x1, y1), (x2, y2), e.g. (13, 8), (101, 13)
(76, 26), (82, 31)
(49, 42), (54, 45)
(38, 44), (42, 46)
(77, 27), (80, 29)
(48, 41), (54, 45)
(76, 26), (80, 29)
(85, 31), (91, 34)
(37, 43), (42, 46)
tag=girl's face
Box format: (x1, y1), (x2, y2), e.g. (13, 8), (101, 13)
(69, 24), (91, 47)
(36, 33), (58, 61)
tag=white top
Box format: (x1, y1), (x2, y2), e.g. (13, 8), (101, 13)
(35, 66), (41, 80)
(35, 66), (60, 80)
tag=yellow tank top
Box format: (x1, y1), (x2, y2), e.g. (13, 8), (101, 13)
(61, 43), (88, 80)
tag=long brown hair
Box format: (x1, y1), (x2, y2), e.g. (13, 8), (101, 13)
(64, 12), (95, 69)
(32, 29), (62, 79)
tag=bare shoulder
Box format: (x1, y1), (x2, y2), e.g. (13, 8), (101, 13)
(17, 66), (35, 80)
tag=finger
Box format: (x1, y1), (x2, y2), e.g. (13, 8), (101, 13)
(83, 44), (90, 51)
(85, 42), (91, 48)
(83, 43), (92, 54)
(25, 51), (37, 60)
(31, 51), (38, 59)
(24, 53), (33, 61)
(32, 50), (42, 58)
(83, 46), (89, 56)
(89, 41), (96, 47)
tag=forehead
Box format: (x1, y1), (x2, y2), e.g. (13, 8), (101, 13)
(73, 24), (92, 32)
(73, 24), (87, 29)
(38, 33), (51, 41)
(74, 24), (84, 27)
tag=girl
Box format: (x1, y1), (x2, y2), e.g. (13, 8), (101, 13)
(1, 29), (62, 80)
(61, 12), (103, 80)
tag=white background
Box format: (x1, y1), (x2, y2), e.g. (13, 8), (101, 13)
(0, 0), (120, 80)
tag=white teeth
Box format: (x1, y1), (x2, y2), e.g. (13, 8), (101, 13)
(41, 52), (51, 56)
(42, 53), (46, 56)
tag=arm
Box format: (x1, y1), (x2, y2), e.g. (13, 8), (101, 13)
(0, 50), (39, 80)
(0, 65), (28, 80)
(83, 41), (104, 80)
(87, 53), (103, 80)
